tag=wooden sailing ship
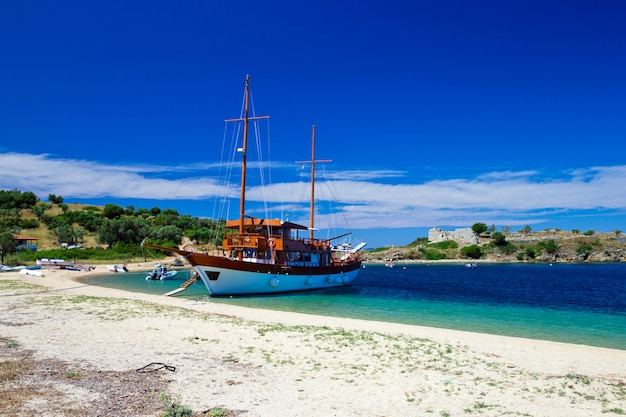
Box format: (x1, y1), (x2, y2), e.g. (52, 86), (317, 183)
(144, 76), (365, 295)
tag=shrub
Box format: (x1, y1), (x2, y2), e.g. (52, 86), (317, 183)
(498, 242), (517, 255)
(419, 247), (447, 260)
(576, 244), (593, 260)
(491, 232), (507, 246)
(460, 245), (482, 259)
(19, 219), (39, 229)
(407, 237), (429, 247)
(536, 239), (557, 255)
(429, 240), (458, 250)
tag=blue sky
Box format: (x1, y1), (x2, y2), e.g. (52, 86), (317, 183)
(1, 1), (625, 248)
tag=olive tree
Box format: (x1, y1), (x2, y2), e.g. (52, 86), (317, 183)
(0, 229), (17, 264)
(471, 223), (487, 236)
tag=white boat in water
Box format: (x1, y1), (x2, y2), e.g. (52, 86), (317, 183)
(145, 264), (178, 281)
(144, 76), (365, 296)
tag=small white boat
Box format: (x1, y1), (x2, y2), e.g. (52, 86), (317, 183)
(20, 268), (43, 277)
(145, 263), (178, 281)
(1, 264), (26, 272)
(37, 258), (75, 269)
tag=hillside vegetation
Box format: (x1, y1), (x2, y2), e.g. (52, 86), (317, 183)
(363, 228), (626, 264)
(0, 189), (223, 265)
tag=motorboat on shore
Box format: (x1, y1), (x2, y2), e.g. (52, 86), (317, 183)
(37, 258), (74, 269)
(107, 264), (129, 273)
(143, 76), (365, 296)
(37, 258), (94, 271)
(1, 264), (27, 272)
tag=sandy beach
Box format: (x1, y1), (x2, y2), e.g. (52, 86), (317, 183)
(1, 264), (624, 416)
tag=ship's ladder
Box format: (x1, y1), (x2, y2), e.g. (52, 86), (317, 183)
(163, 274), (200, 297)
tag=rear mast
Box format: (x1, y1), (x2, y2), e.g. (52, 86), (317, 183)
(297, 125), (331, 242)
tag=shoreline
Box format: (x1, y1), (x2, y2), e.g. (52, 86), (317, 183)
(80, 264), (625, 351)
(2, 266), (625, 416)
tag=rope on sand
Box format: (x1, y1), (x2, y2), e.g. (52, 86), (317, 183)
(136, 362), (176, 373)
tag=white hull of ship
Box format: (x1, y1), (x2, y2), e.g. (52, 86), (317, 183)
(194, 265), (360, 296)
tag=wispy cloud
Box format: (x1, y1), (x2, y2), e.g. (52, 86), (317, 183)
(1, 152), (625, 230)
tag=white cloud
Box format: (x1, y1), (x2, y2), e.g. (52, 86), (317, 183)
(1, 152), (625, 230)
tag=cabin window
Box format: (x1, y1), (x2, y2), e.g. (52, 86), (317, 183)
(286, 251), (302, 262)
(207, 271), (220, 281)
(285, 251), (320, 267)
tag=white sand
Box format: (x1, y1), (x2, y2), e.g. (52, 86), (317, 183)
(1, 265), (624, 416)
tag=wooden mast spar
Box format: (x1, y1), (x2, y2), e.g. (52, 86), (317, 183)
(296, 125), (331, 241)
(225, 75), (269, 260)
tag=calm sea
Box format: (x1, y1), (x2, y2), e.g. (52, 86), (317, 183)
(83, 263), (626, 350)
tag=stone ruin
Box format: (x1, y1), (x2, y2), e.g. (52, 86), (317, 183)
(428, 227), (479, 246)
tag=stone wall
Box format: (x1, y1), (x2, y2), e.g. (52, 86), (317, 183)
(428, 227), (479, 246)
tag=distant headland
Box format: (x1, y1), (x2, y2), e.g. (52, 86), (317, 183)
(363, 225), (625, 264)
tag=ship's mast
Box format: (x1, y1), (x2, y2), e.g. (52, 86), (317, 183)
(239, 76), (250, 236)
(225, 75), (268, 258)
(297, 125), (331, 241)
(310, 126), (316, 241)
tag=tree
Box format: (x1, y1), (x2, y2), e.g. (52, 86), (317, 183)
(471, 223), (487, 236)
(74, 210), (104, 232)
(520, 225), (532, 235)
(103, 204), (125, 219)
(98, 217), (151, 247)
(0, 229), (17, 264)
(135, 208), (150, 218)
(174, 214), (196, 231)
(0, 189), (39, 210)
(154, 208), (180, 226)
(0, 208), (21, 228)
(31, 204), (48, 219)
(53, 223), (84, 247)
(151, 225), (183, 245)
(48, 194), (64, 204)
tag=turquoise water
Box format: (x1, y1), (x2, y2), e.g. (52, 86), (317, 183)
(83, 263), (626, 350)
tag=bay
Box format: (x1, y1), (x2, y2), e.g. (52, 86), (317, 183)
(83, 263), (626, 350)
